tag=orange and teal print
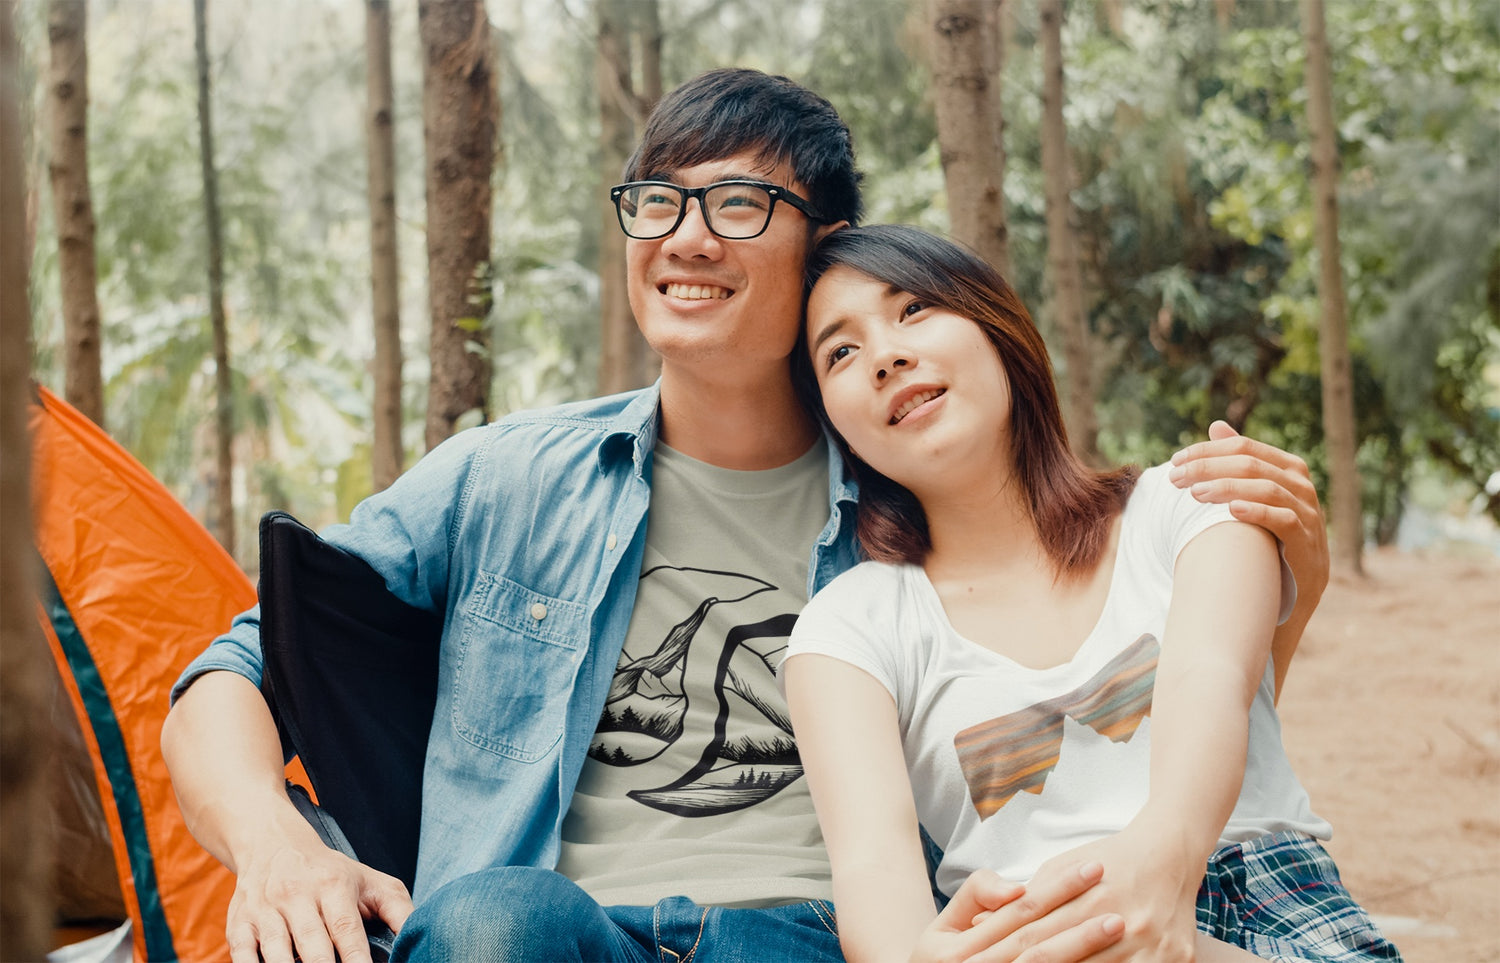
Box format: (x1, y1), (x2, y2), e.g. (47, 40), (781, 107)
(954, 634), (1159, 819)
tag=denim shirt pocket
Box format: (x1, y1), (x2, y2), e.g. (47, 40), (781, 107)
(451, 571), (588, 763)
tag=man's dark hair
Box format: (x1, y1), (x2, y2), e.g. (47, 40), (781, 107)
(624, 68), (864, 227)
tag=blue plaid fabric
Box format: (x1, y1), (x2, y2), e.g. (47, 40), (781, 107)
(1195, 831), (1403, 962)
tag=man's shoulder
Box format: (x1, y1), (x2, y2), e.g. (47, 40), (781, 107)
(490, 387), (656, 435)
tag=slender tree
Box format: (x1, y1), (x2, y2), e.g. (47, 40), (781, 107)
(1038, 0), (1098, 463)
(366, 0), (402, 490)
(927, 0), (1009, 275)
(46, 0), (103, 427)
(193, 0), (234, 557)
(636, 0), (663, 114)
(1300, 0), (1363, 575)
(1, 4), (55, 956)
(595, 0), (649, 394)
(418, 0), (496, 450)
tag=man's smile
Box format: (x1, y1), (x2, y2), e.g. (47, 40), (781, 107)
(661, 282), (733, 301)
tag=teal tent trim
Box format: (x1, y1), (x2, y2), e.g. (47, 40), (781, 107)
(39, 563), (177, 961)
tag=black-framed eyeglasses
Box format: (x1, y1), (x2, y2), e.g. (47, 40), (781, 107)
(610, 180), (828, 241)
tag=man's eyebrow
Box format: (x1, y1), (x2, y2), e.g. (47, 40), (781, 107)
(640, 169), (774, 185)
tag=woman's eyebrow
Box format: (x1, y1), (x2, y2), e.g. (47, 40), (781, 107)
(808, 316), (850, 354)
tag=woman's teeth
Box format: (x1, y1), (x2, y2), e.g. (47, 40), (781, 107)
(890, 389), (945, 424)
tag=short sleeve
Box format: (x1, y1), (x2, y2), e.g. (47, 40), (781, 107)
(783, 562), (910, 703)
(1137, 463), (1297, 623)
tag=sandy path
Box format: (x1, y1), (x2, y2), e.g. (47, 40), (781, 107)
(1275, 546), (1500, 962)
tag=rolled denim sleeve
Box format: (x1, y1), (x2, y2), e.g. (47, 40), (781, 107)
(169, 603), (267, 704)
(169, 424), (491, 706)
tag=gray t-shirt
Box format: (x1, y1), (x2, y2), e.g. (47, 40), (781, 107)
(555, 440), (835, 908)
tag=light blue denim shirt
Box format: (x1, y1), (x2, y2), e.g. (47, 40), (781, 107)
(172, 384), (862, 901)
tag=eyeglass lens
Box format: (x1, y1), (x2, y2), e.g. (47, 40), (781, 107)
(618, 183), (776, 240)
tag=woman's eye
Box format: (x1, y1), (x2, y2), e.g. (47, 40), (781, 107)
(827, 345), (853, 368)
(902, 300), (927, 318)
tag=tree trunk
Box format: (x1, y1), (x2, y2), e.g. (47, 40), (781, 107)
(46, 0), (104, 428)
(1038, 0), (1099, 464)
(636, 0), (663, 116)
(1300, 0), (1363, 576)
(927, 0), (1008, 276)
(419, 0), (496, 450)
(595, 0), (649, 395)
(193, 0), (234, 558)
(366, 0), (402, 490)
(1, 5), (56, 956)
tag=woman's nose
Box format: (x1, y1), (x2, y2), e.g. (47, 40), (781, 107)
(875, 357), (910, 381)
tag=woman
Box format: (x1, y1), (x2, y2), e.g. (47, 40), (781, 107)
(782, 225), (1400, 962)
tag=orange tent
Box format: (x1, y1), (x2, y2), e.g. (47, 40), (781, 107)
(31, 385), (304, 962)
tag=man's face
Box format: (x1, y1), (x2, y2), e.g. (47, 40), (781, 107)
(625, 151), (838, 378)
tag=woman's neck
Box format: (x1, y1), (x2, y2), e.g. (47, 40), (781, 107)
(917, 469), (1046, 580)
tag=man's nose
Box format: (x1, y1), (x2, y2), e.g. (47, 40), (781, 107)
(660, 197), (722, 258)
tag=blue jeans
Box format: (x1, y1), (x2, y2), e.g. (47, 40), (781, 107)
(392, 866), (844, 962)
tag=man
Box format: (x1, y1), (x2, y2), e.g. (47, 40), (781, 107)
(163, 69), (1330, 963)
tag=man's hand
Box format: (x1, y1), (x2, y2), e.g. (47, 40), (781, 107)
(1169, 421), (1329, 610)
(1170, 421), (1329, 695)
(225, 820), (412, 963)
(911, 862), (1124, 963)
(161, 673), (413, 963)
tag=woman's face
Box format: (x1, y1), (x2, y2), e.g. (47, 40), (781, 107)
(805, 265), (1013, 494)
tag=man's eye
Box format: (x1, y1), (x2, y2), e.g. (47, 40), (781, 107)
(641, 192), (678, 207)
(714, 189), (769, 211)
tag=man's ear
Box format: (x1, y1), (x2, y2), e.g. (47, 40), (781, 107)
(812, 219), (850, 245)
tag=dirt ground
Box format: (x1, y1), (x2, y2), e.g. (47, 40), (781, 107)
(1275, 546), (1500, 963)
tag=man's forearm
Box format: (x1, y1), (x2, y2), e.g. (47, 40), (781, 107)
(161, 670), (313, 872)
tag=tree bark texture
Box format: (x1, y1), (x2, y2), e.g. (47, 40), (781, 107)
(1038, 0), (1099, 463)
(47, 0), (104, 428)
(193, 0), (234, 558)
(927, 0), (1009, 276)
(635, 0), (663, 117)
(1, 5), (57, 956)
(419, 0), (496, 450)
(1300, 0), (1363, 575)
(595, 0), (651, 394)
(366, 0), (403, 490)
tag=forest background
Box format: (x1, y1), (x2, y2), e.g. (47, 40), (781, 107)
(11, 0), (1500, 564)
(2, 0), (1499, 959)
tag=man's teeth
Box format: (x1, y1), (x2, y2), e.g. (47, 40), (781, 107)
(664, 282), (731, 300)
(890, 389), (945, 424)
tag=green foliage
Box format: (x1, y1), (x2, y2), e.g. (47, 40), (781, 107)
(23, 0), (1500, 556)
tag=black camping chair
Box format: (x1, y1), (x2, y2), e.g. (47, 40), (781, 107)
(257, 511), (443, 960)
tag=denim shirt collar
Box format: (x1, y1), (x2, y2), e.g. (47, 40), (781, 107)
(596, 379), (858, 513)
(597, 382), (662, 479)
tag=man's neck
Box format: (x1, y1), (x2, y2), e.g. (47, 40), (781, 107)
(657, 364), (820, 470)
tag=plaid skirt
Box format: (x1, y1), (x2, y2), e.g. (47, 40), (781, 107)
(1196, 831), (1404, 962)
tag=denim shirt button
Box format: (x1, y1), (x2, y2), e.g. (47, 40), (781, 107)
(606, 533), (617, 551)
(530, 602), (548, 621)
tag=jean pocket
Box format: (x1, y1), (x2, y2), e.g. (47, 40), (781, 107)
(450, 572), (587, 762)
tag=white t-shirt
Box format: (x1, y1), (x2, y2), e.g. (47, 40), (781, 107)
(785, 464), (1329, 896)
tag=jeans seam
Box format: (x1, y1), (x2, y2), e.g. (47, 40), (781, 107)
(653, 904), (709, 963)
(810, 900), (838, 937)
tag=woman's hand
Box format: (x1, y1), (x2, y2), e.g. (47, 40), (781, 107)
(1015, 821), (1202, 963)
(912, 862), (1125, 963)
